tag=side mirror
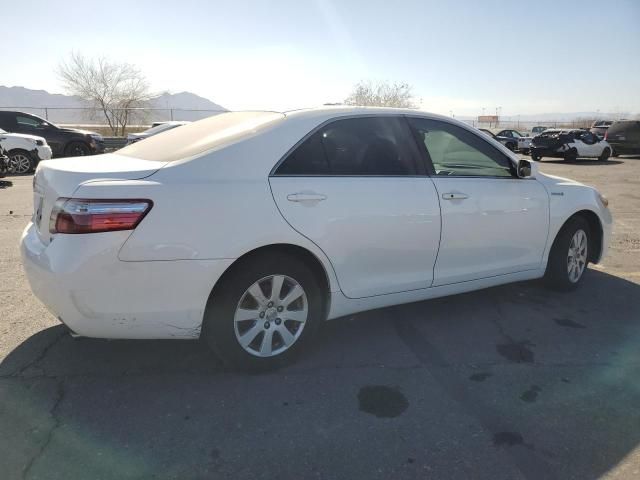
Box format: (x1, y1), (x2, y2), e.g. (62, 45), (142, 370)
(517, 158), (535, 178)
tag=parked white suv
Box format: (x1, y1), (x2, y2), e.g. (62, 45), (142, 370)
(21, 108), (611, 370)
(0, 128), (52, 174)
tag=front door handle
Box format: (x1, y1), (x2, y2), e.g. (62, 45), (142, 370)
(287, 192), (327, 203)
(442, 192), (469, 200)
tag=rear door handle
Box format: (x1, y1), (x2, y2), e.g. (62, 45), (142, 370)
(442, 192), (469, 200)
(286, 192), (327, 203)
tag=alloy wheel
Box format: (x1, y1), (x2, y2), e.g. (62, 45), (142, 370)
(567, 229), (588, 283)
(234, 275), (308, 357)
(10, 153), (32, 174)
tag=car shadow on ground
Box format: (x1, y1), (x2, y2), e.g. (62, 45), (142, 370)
(1, 269), (640, 479)
(540, 159), (623, 166)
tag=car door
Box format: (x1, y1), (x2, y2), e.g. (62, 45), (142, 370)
(269, 116), (441, 299)
(575, 131), (600, 157)
(15, 114), (63, 156)
(407, 117), (549, 286)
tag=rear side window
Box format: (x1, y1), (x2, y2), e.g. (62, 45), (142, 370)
(275, 117), (421, 176)
(275, 131), (330, 175)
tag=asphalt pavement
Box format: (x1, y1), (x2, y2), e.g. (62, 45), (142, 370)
(1, 155), (639, 479)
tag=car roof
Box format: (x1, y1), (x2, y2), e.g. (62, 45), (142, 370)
(281, 106), (451, 123)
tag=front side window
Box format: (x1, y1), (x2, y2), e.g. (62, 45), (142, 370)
(275, 117), (420, 176)
(408, 118), (514, 178)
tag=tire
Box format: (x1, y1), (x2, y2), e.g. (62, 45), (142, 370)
(8, 149), (35, 174)
(64, 141), (90, 157)
(506, 142), (516, 152)
(599, 147), (611, 161)
(531, 152), (541, 161)
(544, 216), (590, 291)
(564, 149), (578, 162)
(201, 253), (325, 371)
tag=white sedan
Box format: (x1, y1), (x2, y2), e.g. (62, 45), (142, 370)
(0, 128), (52, 174)
(21, 108), (612, 370)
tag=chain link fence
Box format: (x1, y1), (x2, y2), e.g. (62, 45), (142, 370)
(0, 105), (611, 137)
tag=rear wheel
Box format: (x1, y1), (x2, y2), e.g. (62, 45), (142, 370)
(545, 217), (590, 291)
(564, 149), (578, 162)
(201, 253), (325, 371)
(506, 142), (516, 151)
(8, 150), (35, 174)
(599, 147), (611, 161)
(64, 142), (90, 157)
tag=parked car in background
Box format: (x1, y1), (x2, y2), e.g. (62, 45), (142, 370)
(126, 121), (190, 145)
(590, 120), (613, 139)
(0, 111), (104, 158)
(21, 108), (611, 370)
(531, 126), (548, 135)
(530, 129), (612, 161)
(605, 120), (640, 156)
(478, 128), (497, 139)
(0, 127), (52, 174)
(493, 129), (526, 151)
(0, 144), (9, 178)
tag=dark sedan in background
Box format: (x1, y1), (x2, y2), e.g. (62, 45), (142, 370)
(0, 111), (105, 158)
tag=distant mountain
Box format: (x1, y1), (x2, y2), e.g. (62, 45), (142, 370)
(0, 86), (226, 124)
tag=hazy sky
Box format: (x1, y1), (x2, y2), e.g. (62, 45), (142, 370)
(3, 0), (639, 116)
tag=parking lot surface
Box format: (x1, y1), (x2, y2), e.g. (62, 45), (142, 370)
(1, 156), (640, 479)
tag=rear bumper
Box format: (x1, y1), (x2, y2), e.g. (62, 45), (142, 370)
(607, 141), (640, 155)
(35, 145), (52, 161)
(20, 222), (233, 339)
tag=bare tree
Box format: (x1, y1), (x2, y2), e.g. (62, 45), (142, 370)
(344, 81), (417, 108)
(58, 52), (154, 136)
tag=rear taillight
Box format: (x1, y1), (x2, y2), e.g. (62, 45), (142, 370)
(604, 131), (608, 141)
(49, 198), (153, 234)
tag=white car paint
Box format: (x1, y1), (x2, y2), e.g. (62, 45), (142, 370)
(0, 128), (52, 164)
(20, 107), (612, 341)
(518, 136), (533, 151)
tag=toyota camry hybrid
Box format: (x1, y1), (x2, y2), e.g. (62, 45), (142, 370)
(21, 108), (612, 369)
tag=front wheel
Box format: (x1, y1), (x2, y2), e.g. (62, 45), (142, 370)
(564, 149), (578, 162)
(599, 147), (611, 161)
(201, 253), (325, 371)
(531, 152), (541, 161)
(545, 217), (590, 291)
(64, 142), (90, 157)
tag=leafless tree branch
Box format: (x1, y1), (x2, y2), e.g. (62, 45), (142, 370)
(58, 52), (154, 135)
(344, 81), (417, 108)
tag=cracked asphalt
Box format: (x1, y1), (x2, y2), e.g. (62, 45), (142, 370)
(1, 156), (640, 479)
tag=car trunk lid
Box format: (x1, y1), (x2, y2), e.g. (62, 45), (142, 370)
(32, 153), (166, 244)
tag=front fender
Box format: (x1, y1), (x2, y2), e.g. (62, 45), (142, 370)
(542, 182), (612, 264)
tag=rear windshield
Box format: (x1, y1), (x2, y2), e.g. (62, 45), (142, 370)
(608, 120), (640, 134)
(118, 111), (284, 162)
